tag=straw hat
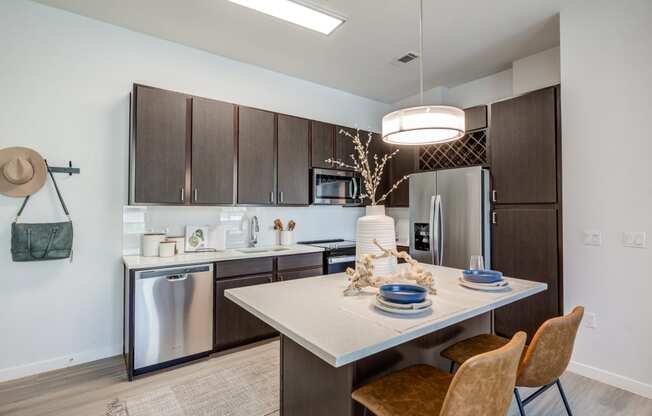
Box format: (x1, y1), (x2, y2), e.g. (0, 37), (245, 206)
(0, 147), (47, 197)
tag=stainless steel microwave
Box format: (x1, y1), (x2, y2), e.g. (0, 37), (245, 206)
(311, 168), (363, 206)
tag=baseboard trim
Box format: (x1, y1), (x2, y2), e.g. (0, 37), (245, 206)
(0, 344), (122, 383)
(568, 360), (652, 400)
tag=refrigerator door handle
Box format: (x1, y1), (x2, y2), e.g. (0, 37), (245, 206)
(434, 194), (443, 265)
(429, 195), (437, 265)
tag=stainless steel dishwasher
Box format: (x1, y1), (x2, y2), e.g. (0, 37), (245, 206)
(133, 263), (214, 374)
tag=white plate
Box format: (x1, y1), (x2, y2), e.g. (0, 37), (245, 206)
(459, 277), (510, 292)
(376, 294), (433, 310)
(374, 298), (433, 315)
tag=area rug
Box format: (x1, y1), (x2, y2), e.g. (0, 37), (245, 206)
(106, 343), (279, 416)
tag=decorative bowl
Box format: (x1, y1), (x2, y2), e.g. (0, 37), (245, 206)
(462, 269), (503, 284)
(379, 284), (427, 304)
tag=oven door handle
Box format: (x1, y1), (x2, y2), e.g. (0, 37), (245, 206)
(328, 255), (357, 264)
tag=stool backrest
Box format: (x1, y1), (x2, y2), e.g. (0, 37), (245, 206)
(439, 331), (526, 416)
(517, 306), (584, 387)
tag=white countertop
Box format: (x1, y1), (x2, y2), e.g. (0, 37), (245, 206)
(225, 264), (547, 367)
(122, 244), (324, 270)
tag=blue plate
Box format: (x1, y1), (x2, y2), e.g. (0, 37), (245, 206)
(462, 269), (503, 284)
(379, 284), (427, 304)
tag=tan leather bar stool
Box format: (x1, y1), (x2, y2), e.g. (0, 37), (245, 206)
(441, 306), (584, 416)
(351, 331), (526, 416)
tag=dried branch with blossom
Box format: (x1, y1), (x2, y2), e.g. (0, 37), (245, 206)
(343, 239), (436, 296)
(326, 129), (409, 205)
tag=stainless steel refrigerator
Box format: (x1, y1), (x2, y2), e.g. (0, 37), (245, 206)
(409, 166), (491, 269)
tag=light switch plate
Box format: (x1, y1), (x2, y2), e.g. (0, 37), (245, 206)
(623, 232), (647, 248)
(583, 230), (602, 246)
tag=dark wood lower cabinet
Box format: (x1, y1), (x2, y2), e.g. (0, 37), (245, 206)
(277, 267), (323, 282)
(215, 253), (325, 351)
(492, 207), (560, 340)
(214, 273), (277, 351)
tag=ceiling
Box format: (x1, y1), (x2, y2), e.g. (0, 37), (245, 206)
(34, 0), (561, 103)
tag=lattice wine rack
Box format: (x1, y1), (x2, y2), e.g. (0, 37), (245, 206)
(418, 129), (487, 170)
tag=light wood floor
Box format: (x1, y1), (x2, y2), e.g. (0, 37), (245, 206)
(1, 339), (650, 416)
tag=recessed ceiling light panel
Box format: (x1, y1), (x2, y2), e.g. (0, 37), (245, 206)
(228, 0), (345, 35)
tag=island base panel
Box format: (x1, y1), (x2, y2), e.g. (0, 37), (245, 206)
(280, 313), (491, 416)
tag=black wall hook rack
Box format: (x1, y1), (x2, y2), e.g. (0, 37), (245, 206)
(45, 160), (80, 176)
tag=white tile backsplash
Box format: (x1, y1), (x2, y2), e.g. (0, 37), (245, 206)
(123, 205), (364, 255)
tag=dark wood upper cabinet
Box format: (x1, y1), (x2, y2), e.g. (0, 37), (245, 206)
(237, 107), (276, 205)
(464, 105), (487, 131)
(492, 208), (560, 340)
(335, 127), (357, 170)
(311, 121), (335, 169)
(278, 115), (310, 205)
(132, 85), (189, 204)
(367, 132), (391, 205)
(490, 87), (558, 204)
(191, 97), (235, 205)
(388, 145), (417, 207)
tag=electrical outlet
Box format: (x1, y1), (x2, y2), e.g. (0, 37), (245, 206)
(583, 230), (602, 246)
(583, 312), (597, 329)
(623, 232), (647, 248)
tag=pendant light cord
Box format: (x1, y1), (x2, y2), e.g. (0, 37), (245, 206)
(419, 0), (424, 106)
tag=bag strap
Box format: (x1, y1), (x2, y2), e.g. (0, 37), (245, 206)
(46, 161), (71, 219)
(15, 161), (71, 222)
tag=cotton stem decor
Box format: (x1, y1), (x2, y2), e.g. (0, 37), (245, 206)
(326, 129), (408, 205)
(343, 239), (436, 296)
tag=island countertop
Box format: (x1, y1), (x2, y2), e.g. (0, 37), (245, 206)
(225, 264), (547, 367)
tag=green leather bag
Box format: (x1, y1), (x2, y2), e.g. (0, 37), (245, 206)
(11, 165), (73, 262)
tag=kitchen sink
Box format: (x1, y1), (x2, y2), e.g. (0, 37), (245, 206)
(236, 247), (291, 254)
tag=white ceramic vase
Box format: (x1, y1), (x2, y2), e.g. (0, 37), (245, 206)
(356, 205), (397, 276)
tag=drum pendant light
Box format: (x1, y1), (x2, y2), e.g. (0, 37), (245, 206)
(382, 0), (465, 145)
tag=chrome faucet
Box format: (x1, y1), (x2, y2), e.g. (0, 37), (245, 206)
(248, 216), (259, 248)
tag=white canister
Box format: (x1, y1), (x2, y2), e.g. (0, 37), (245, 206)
(142, 233), (166, 257)
(280, 230), (294, 246)
(166, 236), (185, 254)
(159, 242), (176, 258)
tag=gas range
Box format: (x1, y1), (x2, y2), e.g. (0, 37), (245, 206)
(298, 239), (356, 274)
(299, 239), (356, 251)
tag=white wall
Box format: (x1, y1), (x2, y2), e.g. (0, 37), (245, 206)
(445, 69), (514, 109)
(513, 46), (560, 96)
(0, 0), (390, 381)
(560, 0), (652, 398)
(123, 205), (364, 255)
(391, 46), (563, 111)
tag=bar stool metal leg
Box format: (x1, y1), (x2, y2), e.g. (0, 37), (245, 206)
(514, 388), (526, 416)
(556, 379), (573, 416)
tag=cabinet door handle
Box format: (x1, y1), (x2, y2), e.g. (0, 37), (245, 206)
(492, 211), (497, 224)
(279, 191), (284, 203)
(267, 276), (274, 283)
(193, 188), (198, 202)
(270, 191), (275, 204)
(491, 190), (497, 203)
(180, 187), (185, 202)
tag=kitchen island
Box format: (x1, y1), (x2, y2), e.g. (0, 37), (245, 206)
(226, 263), (547, 416)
